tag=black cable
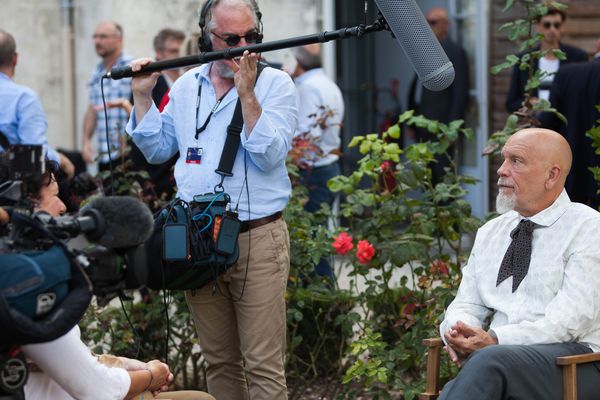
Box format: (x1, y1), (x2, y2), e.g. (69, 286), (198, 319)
(118, 295), (142, 359)
(99, 77), (115, 196)
(214, 149), (250, 302)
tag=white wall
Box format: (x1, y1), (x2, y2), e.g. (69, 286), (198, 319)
(1, 0), (320, 152)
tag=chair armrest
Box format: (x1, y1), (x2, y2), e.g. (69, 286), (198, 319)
(557, 350), (600, 400)
(556, 352), (600, 366)
(419, 338), (445, 400)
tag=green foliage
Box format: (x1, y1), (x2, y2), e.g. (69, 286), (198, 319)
(331, 113), (480, 397)
(80, 292), (208, 390)
(486, 0), (567, 155)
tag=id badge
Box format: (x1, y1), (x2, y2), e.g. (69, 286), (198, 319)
(186, 147), (203, 164)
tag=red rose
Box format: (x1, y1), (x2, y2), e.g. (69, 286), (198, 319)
(380, 161), (392, 172)
(356, 240), (375, 264)
(429, 259), (449, 276)
(332, 232), (354, 255)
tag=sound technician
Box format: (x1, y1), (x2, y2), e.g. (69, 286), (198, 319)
(126, 0), (298, 398)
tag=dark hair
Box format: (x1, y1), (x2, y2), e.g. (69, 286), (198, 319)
(0, 30), (16, 68)
(153, 28), (185, 52)
(115, 22), (124, 37)
(292, 46), (322, 70)
(535, 7), (567, 23)
(0, 154), (60, 204)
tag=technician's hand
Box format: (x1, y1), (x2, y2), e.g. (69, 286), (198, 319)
(232, 50), (258, 100)
(130, 57), (161, 99)
(444, 321), (497, 361)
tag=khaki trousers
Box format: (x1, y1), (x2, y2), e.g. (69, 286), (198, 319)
(132, 390), (216, 400)
(185, 217), (290, 400)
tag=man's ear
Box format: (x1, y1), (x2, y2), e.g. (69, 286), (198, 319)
(545, 164), (562, 190)
(12, 52), (18, 68)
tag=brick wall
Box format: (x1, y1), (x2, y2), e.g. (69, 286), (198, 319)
(487, 0), (600, 207)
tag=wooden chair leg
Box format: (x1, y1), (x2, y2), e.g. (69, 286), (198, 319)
(419, 338), (443, 400)
(562, 364), (577, 400)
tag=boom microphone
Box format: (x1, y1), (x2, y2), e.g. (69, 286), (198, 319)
(79, 196), (154, 248)
(374, 0), (455, 91)
(107, 0), (453, 91)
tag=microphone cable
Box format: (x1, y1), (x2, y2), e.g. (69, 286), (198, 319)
(100, 77), (115, 196)
(214, 149), (251, 303)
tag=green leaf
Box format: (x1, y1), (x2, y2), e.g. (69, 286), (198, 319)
(502, 0), (515, 12)
(348, 135), (364, 148)
(386, 124), (401, 139)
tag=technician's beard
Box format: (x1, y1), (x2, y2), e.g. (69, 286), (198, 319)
(215, 61), (234, 79)
(496, 191), (517, 214)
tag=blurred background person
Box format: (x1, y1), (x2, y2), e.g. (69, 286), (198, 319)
(286, 43), (344, 282)
(0, 29), (74, 179)
(81, 21), (132, 172)
(406, 7), (469, 183)
(505, 7), (587, 114)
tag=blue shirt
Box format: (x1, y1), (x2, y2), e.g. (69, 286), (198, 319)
(88, 53), (133, 163)
(0, 72), (60, 163)
(127, 63), (299, 221)
(294, 68), (344, 167)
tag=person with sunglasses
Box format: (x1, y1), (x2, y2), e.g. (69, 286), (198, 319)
(505, 7), (588, 114)
(126, 1), (298, 399)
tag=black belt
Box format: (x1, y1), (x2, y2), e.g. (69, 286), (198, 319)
(240, 211), (282, 233)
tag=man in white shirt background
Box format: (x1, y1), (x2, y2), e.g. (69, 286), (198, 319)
(286, 43), (344, 282)
(438, 128), (600, 399)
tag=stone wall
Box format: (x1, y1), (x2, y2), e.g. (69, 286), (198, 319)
(1, 0), (320, 152)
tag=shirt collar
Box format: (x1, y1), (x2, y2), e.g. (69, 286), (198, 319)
(195, 63), (212, 85)
(0, 72), (10, 81)
(523, 189), (570, 227)
(294, 68), (323, 85)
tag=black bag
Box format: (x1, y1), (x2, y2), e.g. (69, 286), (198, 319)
(144, 193), (240, 290)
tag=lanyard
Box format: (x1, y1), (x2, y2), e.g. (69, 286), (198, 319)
(195, 83), (233, 140)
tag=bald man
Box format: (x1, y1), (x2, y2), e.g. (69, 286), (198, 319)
(438, 129), (600, 399)
(407, 7), (468, 183)
(81, 21), (132, 172)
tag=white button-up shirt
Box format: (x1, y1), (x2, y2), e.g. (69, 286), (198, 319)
(127, 63), (298, 221)
(441, 190), (600, 351)
(294, 68), (344, 167)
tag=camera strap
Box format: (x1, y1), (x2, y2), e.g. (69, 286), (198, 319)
(213, 62), (267, 192)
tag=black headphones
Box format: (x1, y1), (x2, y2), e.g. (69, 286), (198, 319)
(198, 0), (264, 53)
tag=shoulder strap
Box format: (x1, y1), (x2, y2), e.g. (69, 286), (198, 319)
(214, 62), (267, 185)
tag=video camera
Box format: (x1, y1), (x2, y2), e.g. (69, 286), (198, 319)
(0, 145), (154, 397)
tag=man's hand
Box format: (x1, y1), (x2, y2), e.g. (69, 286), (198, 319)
(130, 57), (161, 125)
(146, 360), (173, 395)
(81, 139), (95, 164)
(443, 321), (498, 366)
(232, 50), (258, 100)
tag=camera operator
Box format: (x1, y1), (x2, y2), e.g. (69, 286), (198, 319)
(6, 161), (214, 400)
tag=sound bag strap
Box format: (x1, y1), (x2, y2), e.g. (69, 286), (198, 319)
(214, 62), (267, 192)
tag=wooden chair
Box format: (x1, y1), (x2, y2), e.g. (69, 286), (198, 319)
(419, 338), (600, 400)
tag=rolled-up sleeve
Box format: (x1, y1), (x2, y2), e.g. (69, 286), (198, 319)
(241, 73), (298, 171)
(126, 101), (178, 164)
